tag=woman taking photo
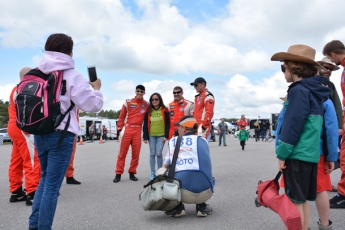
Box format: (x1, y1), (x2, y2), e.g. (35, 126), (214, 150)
(28, 33), (103, 230)
(143, 93), (170, 180)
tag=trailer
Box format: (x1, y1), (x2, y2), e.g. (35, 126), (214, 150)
(100, 118), (118, 140)
(78, 116), (100, 141)
(78, 117), (119, 141)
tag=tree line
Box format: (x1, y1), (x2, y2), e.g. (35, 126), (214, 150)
(0, 100), (10, 128)
(79, 109), (121, 119)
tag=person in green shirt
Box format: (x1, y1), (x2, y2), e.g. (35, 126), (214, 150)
(237, 125), (249, 151)
(143, 93), (170, 180)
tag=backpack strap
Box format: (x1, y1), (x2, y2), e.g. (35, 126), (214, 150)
(57, 101), (75, 146)
(166, 136), (182, 183)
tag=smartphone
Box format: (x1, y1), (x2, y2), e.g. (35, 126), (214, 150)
(87, 65), (98, 82)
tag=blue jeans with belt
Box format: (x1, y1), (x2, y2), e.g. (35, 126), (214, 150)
(29, 131), (75, 230)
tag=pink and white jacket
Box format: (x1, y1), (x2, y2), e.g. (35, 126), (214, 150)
(37, 51), (103, 135)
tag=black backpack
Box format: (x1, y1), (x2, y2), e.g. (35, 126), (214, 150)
(15, 69), (74, 144)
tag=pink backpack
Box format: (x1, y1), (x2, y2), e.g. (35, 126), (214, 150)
(15, 69), (74, 139)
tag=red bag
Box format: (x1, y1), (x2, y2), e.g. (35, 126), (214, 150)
(256, 172), (302, 230)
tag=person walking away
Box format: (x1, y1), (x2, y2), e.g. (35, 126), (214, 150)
(261, 121), (268, 141)
(272, 44), (329, 230)
(238, 126), (249, 150)
(167, 86), (194, 139)
(217, 118), (228, 146)
(28, 33), (103, 230)
(190, 78), (215, 142)
(143, 93), (170, 179)
(323, 40), (345, 208)
(113, 85), (149, 183)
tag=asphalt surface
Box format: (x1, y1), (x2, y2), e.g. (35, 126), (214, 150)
(0, 136), (344, 230)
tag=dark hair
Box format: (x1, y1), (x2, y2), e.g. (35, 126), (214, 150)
(148, 93), (166, 115)
(323, 40), (345, 56)
(185, 127), (197, 133)
(136, 85), (145, 91)
(173, 86), (183, 92)
(45, 33), (73, 55)
(284, 60), (317, 78)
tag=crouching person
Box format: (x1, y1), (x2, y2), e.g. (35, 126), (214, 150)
(158, 115), (215, 217)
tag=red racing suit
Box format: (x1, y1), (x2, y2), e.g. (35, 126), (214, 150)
(115, 97), (149, 174)
(338, 58), (345, 197)
(193, 88), (215, 139)
(167, 98), (194, 139)
(8, 86), (40, 194)
(65, 109), (79, 178)
(237, 119), (248, 130)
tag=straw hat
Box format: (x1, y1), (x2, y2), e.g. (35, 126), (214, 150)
(279, 96), (286, 102)
(317, 57), (340, 71)
(271, 44), (323, 69)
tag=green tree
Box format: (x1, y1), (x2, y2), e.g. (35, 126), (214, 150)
(0, 100), (9, 128)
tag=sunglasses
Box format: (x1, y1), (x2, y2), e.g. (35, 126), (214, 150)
(281, 65), (286, 73)
(173, 91), (181, 94)
(193, 84), (199, 87)
(322, 66), (333, 71)
(151, 98), (159, 101)
(136, 90), (145, 93)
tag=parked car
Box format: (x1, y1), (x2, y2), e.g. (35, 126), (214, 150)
(0, 128), (12, 142)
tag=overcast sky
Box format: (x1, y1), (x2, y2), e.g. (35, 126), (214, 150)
(1, 0), (344, 119)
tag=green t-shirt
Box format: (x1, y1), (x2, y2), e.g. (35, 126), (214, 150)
(150, 108), (165, 136)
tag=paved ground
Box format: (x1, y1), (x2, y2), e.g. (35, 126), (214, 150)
(0, 136), (344, 230)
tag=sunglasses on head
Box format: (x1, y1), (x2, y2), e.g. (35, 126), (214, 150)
(281, 65), (286, 73)
(136, 90), (145, 93)
(173, 91), (181, 94)
(322, 66), (333, 71)
(151, 98), (159, 101)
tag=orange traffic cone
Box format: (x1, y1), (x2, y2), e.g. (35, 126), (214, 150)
(99, 136), (104, 144)
(78, 136), (84, 145)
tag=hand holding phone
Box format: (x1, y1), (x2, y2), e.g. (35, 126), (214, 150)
(87, 65), (98, 82)
(89, 78), (101, 91)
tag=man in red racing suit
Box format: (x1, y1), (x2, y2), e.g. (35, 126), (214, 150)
(237, 115), (248, 130)
(167, 86), (194, 139)
(113, 85), (148, 183)
(8, 67), (40, 206)
(190, 77), (215, 141)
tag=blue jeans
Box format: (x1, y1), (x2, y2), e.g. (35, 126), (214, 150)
(219, 132), (226, 145)
(149, 136), (165, 172)
(261, 130), (267, 140)
(29, 132), (75, 230)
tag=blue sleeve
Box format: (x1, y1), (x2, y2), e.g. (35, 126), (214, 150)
(143, 112), (149, 140)
(276, 87), (310, 160)
(323, 100), (339, 162)
(275, 107), (284, 147)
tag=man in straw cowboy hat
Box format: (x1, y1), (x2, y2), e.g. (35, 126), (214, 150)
(271, 44), (331, 230)
(317, 57), (342, 135)
(323, 40), (345, 210)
